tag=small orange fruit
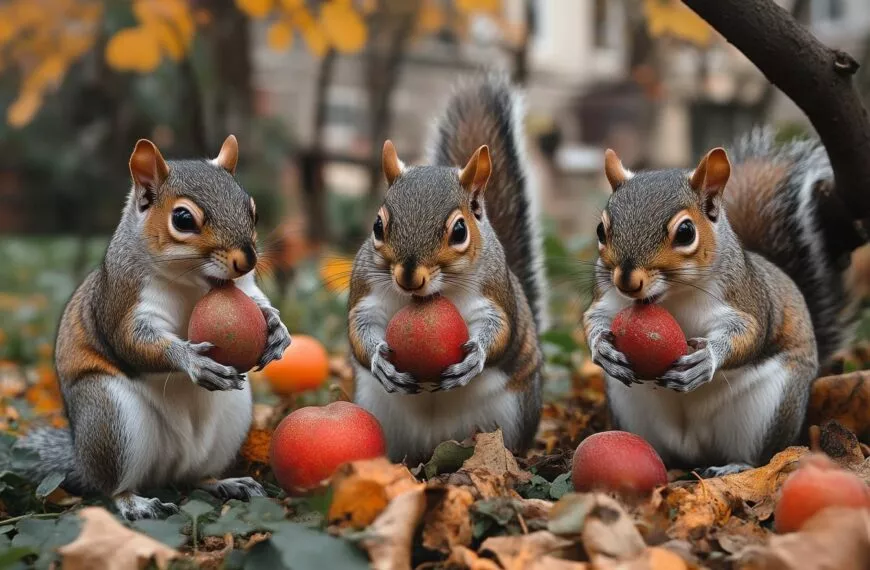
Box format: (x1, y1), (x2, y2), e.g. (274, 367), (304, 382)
(262, 334), (330, 394)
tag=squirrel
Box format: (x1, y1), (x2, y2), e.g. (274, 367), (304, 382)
(348, 74), (548, 465)
(15, 135), (292, 519)
(583, 128), (860, 477)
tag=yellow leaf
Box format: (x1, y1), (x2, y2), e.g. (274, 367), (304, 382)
(105, 26), (162, 73)
(134, 0), (193, 59)
(294, 7), (329, 58)
(279, 0), (303, 9)
(24, 55), (67, 92)
(643, 0), (713, 47)
(455, 0), (500, 14)
(7, 90), (42, 128)
(417, 1), (444, 33)
(267, 19), (293, 51)
(235, 0), (274, 18)
(319, 2), (367, 54)
(149, 20), (186, 60)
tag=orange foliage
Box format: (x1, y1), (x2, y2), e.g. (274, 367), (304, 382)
(240, 427), (273, 465)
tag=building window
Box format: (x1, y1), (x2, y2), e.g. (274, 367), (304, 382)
(592, 0), (623, 50)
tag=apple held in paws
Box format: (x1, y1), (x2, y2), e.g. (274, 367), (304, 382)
(611, 303), (687, 379)
(385, 295), (469, 383)
(188, 282), (267, 372)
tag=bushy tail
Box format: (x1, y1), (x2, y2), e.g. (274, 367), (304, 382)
(14, 427), (79, 491)
(726, 127), (860, 365)
(427, 72), (548, 331)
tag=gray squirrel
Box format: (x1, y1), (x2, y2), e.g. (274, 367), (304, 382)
(16, 135), (292, 519)
(347, 74), (548, 465)
(584, 129), (859, 476)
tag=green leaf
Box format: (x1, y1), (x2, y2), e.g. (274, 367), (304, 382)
(0, 524), (14, 534)
(11, 515), (82, 570)
(131, 518), (187, 549)
(35, 472), (65, 499)
(181, 498), (214, 519)
(267, 523), (369, 570)
(243, 539), (287, 570)
(201, 502), (256, 537)
(516, 474), (550, 500)
(548, 493), (594, 536)
(422, 440), (475, 479)
(245, 497), (285, 523)
(540, 330), (579, 354)
(549, 473), (572, 500)
(0, 546), (36, 567)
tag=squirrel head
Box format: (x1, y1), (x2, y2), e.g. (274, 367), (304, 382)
(597, 147), (731, 302)
(128, 135), (259, 287)
(367, 139), (491, 297)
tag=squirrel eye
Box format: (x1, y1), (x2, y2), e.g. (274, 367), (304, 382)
(674, 219), (696, 247)
(596, 222), (606, 244)
(372, 215), (385, 243)
(171, 207), (198, 233)
(449, 218), (468, 246)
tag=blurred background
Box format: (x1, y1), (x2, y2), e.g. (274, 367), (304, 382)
(2, 0), (870, 406)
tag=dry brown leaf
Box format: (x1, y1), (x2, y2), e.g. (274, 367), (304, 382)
(738, 507), (870, 570)
(549, 493), (645, 562)
(360, 485), (427, 570)
(816, 419), (865, 468)
(448, 429), (532, 499)
(480, 531), (584, 570)
(328, 457), (420, 529)
(445, 545), (502, 570)
(422, 485), (475, 553)
(592, 547), (691, 570)
(808, 372), (870, 439)
(57, 506), (180, 570)
(713, 517), (769, 555)
(663, 446), (807, 538)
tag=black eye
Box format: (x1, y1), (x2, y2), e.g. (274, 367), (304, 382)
(171, 207), (197, 233)
(596, 222), (606, 244)
(674, 219), (696, 247)
(373, 215), (385, 242)
(450, 218), (468, 246)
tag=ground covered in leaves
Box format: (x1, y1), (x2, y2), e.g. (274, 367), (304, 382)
(3, 239), (870, 569)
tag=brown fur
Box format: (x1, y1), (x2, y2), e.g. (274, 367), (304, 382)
(724, 158), (790, 252)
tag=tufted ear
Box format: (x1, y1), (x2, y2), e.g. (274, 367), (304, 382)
(459, 145), (491, 194)
(689, 147), (731, 221)
(129, 139), (170, 211)
(382, 140), (405, 186)
(604, 149), (631, 191)
(213, 134), (239, 175)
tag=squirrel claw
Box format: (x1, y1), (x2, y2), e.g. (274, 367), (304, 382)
(371, 342), (418, 394)
(440, 341), (485, 390)
(256, 307), (291, 370)
(657, 338), (715, 392)
(591, 332), (638, 386)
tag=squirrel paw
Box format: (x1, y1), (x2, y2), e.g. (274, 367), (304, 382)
(656, 338), (715, 392)
(184, 341), (245, 391)
(371, 342), (419, 394)
(697, 463), (754, 478)
(591, 331), (638, 387)
(439, 341), (485, 391)
(115, 493), (180, 521)
(255, 307), (292, 371)
(198, 476), (266, 501)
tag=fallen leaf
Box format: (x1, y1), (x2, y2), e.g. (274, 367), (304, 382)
(422, 485), (475, 553)
(739, 507), (870, 569)
(817, 419), (864, 468)
(445, 545), (502, 570)
(809, 371), (870, 440)
(360, 485), (427, 570)
(713, 517), (769, 555)
(57, 506), (180, 569)
(328, 457), (420, 529)
(240, 428), (272, 465)
(594, 547), (691, 570)
(448, 429), (532, 499)
(480, 531), (580, 568)
(423, 439), (476, 479)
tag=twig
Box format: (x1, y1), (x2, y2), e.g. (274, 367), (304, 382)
(1, 512), (64, 525)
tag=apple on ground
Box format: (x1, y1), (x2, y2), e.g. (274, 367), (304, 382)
(572, 430), (668, 496)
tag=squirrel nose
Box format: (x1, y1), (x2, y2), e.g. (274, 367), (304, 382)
(228, 245), (257, 276)
(393, 264), (428, 292)
(613, 266), (645, 295)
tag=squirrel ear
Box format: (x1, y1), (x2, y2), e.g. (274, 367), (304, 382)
(213, 134), (239, 175)
(382, 140), (404, 186)
(129, 139), (170, 211)
(604, 149), (631, 191)
(690, 147), (731, 196)
(459, 145), (491, 196)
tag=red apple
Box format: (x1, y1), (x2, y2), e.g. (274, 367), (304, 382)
(572, 431), (668, 496)
(269, 401), (387, 494)
(188, 283), (267, 372)
(774, 454), (870, 533)
(611, 304), (687, 379)
(385, 296), (469, 382)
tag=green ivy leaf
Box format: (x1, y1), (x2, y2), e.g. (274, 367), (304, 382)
(34, 472), (65, 499)
(516, 474), (550, 500)
(181, 499), (214, 519)
(268, 523), (369, 570)
(131, 518), (187, 549)
(0, 546), (37, 567)
(549, 473), (572, 500)
(11, 515), (82, 570)
(422, 440), (475, 479)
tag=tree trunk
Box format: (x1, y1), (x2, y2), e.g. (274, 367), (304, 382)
(683, 0), (870, 262)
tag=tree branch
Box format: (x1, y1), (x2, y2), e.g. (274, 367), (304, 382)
(683, 0), (870, 259)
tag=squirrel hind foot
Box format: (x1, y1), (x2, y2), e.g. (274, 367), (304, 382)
(696, 462), (754, 479)
(114, 493), (180, 521)
(197, 476), (266, 501)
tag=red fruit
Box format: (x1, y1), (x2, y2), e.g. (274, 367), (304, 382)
(269, 401), (387, 494)
(611, 304), (687, 379)
(774, 455), (870, 533)
(385, 296), (469, 382)
(188, 283), (267, 372)
(571, 431), (668, 496)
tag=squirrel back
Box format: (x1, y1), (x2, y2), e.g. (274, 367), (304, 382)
(724, 128), (857, 365)
(426, 73), (548, 332)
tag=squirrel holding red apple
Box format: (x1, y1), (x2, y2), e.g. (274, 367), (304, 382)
(15, 135), (291, 519)
(584, 130), (860, 477)
(348, 74), (548, 465)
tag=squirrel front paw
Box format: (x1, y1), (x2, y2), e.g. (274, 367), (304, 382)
(371, 342), (419, 394)
(255, 306), (292, 371)
(591, 331), (639, 387)
(438, 340), (485, 391)
(184, 341), (245, 391)
(657, 338), (715, 392)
